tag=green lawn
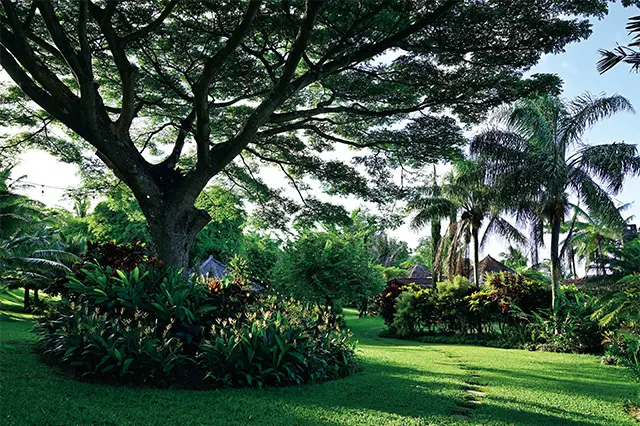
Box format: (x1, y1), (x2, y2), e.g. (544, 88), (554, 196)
(1, 290), (638, 425)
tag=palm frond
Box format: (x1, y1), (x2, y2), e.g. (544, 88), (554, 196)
(14, 257), (72, 272)
(481, 216), (526, 249)
(569, 167), (625, 225)
(563, 94), (634, 147)
(576, 142), (640, 194)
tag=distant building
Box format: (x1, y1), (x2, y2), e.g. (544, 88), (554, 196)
(387, 263), (433, 288)
(469, 255), (515, 286)
(197, 255), (227, 279)
(623, 224), (638, 240)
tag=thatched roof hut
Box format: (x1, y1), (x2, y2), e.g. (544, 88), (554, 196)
(471, 255), (515, 285)
(197, 255), (228, 279)
(388, 263), (433, 288)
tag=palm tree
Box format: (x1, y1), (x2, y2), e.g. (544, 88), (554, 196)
(472, 93), (639, 313)
(562, 204), (631, 276)
(0, 168), (78, 309)
(598, 16), (640, 74)
(409, 159), (524, 286)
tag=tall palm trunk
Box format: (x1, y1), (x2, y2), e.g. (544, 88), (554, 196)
(471, 225), (480, 288)
(596, 236), (605, 276)
(431, 220), (441, 269)
(550, 216), (562, 315)
(23, 286), (30, 311)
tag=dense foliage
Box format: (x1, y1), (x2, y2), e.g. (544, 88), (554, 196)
(378, 272), (607, 354)
(273, 230), (384, 314)
(36, 259), (358, 388)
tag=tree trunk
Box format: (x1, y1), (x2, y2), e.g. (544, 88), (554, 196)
(597, 236), (605, 276)
(23, 286), (30, 311)
(431, 220), (441, 270)
(530, 242), (539, 267)
(550, 216), (562, 315)
(145, 202), (211, 270)
(471, 226), (480, 288)
(34, 288), (40, 303)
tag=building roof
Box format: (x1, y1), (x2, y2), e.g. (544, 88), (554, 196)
(198, 255), (228, 279)
(407, 263), (432, 279)
(471, 255), (515, 285)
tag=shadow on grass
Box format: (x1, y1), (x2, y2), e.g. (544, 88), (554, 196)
(1, 311), (634, 425)
(474, 365), (638, 404)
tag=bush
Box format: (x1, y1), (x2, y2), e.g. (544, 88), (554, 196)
(392, 291), (418, 337)
(377, 271), (608, 354)
(469, 272), (550, 337)
(603, 330), (640, 378)
(35, 264), (358, 388)
(273, 230), (384, 313)
(436, 276), (469, 298)
(522, 290), (603, 354)
(374, 282), (419, 326)
(46, 241), (163, 297)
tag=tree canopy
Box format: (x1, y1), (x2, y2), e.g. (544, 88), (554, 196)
(0, 0), (622, 266)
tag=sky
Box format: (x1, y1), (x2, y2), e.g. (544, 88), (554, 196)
(8, 3), (640, 267)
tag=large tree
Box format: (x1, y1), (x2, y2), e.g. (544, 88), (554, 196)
(472, 94), (640, 312)
(0, 0), (619, 267)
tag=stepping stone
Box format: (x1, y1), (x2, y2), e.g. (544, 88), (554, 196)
(453, 414), (471, 420)
(467, 389), (486, 397)
(457, 402), (479, 410)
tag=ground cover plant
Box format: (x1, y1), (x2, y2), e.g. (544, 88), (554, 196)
(2, 295), (639, 425)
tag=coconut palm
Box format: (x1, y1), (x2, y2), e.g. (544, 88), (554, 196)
(472, 93), (639, 313)
(409, 159), (524, 286)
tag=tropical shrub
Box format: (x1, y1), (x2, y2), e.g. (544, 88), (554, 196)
(436, 276), (469, 298)
(593, 273), (640, 329)
(378, 272), (608, 354)
(392, 290), (419, 337)
(374, 282), (419, 326)
(469, 272), (550, 337)
(46, 241), (163, 297)
(602, 331), (640, 378)
(518, 289), (602, 353)
(36, 264), (358, 388)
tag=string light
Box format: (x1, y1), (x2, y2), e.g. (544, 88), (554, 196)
(16, 181), (96, 199)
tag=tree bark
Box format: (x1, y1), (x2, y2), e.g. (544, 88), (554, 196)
(550, 216), (561, 315)
(145, 202), (211, 270)
(471, 225), (480, 288)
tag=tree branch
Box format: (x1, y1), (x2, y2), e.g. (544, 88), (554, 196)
(206, 0), (323, 175)
(36, 2), (87, 82)
(193, 0), (262, 169)
(88, 1), (137, 135)
(121, 0), (178, 44)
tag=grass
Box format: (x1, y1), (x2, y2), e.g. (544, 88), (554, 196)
(0, 290), (638, 425)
